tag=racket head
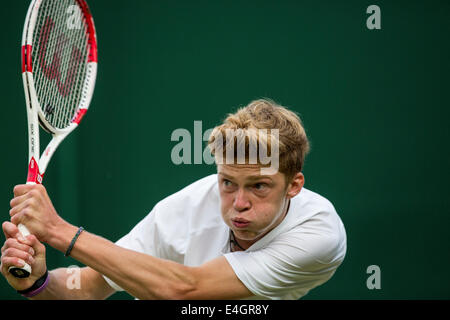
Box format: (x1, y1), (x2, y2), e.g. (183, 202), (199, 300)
(22, 0), (97, 135)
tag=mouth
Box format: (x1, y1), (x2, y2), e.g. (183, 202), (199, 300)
(232, 218), (250, 228)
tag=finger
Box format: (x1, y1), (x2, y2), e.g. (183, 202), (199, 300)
(9, 198), (30, 219)
(1, 238), (34, 255)
(13, 184), (35, 198)
(1, 256), (27, 272)
(22, 235), (45, 257)
(2, 247), (34, 265)
(10, 193), (31, 209)
(2, 221), (24, 241)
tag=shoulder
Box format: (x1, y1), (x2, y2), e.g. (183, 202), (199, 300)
(290, 187), (344, 230)
(294, 187), (337, 216)
(283, 187), (347, 265)
(117, 174), (221, 259)
(151, 174), (221, 230)
(154, 174), (219, 213)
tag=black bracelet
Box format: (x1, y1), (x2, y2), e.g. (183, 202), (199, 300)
(64, 226), (84, 257)
(17, 269), (49, 297)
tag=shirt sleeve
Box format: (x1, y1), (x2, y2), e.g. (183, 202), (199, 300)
(102, 201), (186, 291)
(224, 213), (347, 300)
(100, 175), (217, 293)
(101, 210), (158, 291)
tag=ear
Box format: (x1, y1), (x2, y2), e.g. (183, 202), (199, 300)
(285, 172), (304, 199)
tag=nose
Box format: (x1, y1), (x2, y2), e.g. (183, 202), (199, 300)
(233, 188), (251, 212)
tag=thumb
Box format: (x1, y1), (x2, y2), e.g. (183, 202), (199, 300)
(2, 221), (24, 241)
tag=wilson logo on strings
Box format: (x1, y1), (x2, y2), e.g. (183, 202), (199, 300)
(37, 17), (82, 97)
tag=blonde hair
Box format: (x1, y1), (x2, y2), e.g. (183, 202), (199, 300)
(208, 98), (310, 180)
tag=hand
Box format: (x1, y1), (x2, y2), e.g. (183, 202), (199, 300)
(1, 222), (47, 291)
(9, 184), (67, 243)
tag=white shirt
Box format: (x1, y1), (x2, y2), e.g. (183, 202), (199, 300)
(103, 174), (347, 300)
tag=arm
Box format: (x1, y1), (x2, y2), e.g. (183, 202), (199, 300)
(9, 184), (253, 299)
(51, 224), (253, 299)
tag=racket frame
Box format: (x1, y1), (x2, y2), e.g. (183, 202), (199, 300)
(9, 0), (97, 278)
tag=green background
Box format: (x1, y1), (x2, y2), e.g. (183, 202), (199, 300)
(1, 0), (449, 299)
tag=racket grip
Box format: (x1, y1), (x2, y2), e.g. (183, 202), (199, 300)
(9, 177), (40, 277)
(8, 224), (32, 278)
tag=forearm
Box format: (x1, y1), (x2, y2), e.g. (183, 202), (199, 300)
(31, 268), (86, 300)
(49, 225), (197, 299)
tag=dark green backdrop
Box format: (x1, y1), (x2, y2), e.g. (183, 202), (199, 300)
(1, 0), (449, 300)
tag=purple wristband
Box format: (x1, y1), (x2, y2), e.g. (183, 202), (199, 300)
(21, 272), (50, 298)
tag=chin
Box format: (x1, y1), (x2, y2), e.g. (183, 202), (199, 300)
(232, 229), (260, 241)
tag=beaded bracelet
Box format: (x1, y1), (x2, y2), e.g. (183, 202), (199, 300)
(64, 226), (84, 257)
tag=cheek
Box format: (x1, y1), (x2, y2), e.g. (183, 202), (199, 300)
(251, 203), (275, 224)
(220, 193), (233, 214)
(253, 197), (284, 225)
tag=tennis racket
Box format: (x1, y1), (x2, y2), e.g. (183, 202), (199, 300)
(10, 0), (98, 278)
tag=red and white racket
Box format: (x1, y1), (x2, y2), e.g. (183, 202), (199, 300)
(10, 0), (98, 278)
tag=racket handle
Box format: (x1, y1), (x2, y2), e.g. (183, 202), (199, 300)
(9, 173), (40, 277)
(8, 224), (32, 278)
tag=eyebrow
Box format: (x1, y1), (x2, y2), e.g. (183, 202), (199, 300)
(218, 172), (274, 182)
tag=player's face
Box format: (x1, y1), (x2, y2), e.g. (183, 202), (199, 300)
(217, 164), (304, 248)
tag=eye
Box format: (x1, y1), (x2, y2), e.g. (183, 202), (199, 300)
(223, 179), (232, 186)
(222, 179), (235, 189)
(253, 183), (268, 191)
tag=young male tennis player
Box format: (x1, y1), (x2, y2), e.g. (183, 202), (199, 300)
(2, 99), (346, 299)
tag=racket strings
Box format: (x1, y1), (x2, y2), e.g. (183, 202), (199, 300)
(32, 0), (89, 130)
(35, 2), (67, 126)
(44, 1), (84, 127)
